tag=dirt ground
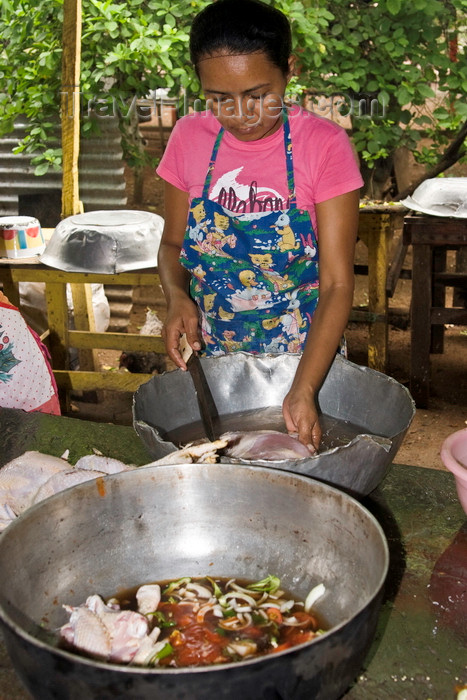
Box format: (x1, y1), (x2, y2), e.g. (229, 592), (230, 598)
(68, 147), (467, 473)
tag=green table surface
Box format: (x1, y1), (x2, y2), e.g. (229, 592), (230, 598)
(0, 408), (466, 700)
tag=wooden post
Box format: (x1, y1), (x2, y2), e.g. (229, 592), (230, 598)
(61, 0), (83, 219)
(353, 205), (406, 373)
(356, 210), (391, 373)
(60, 0), (99, 398)
(366, 212), (391, 372)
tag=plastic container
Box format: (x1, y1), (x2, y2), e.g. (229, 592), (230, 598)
(0, 216), (45, 258)
(440, 427), (467, 515)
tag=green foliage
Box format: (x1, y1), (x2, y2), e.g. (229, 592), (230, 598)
(0, 0), (206, 172)
(276, 0), (467, 179)
(0, 0), (63, 172)
(0, 0), (465, 187)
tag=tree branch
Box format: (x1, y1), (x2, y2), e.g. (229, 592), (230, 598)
(394, 117), (467, 201)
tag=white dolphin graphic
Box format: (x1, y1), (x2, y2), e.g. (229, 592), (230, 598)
(211, 167), (284, 203)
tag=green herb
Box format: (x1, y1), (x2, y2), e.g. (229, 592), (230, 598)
(207, 577), (223, 599)
(162, 577), (191, 595)
(148, 611), (175, 628)
(247, 575), (281, 594)
(148, 642), (174, 667)
(251, 612), (266, 625)
(156, 642), (174, 661)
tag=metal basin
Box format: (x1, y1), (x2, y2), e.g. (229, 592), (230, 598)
(134, 353), (415, 496)
(40, 210), (163, 274)
(0, 463), (388, 700)
(400, 176), (467, 218)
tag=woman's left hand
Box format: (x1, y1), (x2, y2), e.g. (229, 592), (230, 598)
(282, 387), (321, 454)
(281, 189), (360, 456)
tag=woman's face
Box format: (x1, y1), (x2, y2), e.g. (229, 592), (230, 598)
(197, 51), (292, 142)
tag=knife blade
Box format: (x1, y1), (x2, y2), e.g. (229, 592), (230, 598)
(186, 352), (218, 442)
(180, 335), (218, 442)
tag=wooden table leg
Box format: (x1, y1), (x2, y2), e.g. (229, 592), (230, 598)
(70, 283), (100, 371)
(431, 248), (446, 354)
(0, 268), (20, 308)
(44, 281), (70, 410)
(410, 243), (432, 408)
(366, 219), (390, 373)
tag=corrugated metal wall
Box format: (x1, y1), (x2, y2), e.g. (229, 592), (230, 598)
(0, 117), (128, 220)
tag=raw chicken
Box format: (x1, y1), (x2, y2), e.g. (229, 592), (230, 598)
(0, 430), (308, 533)
(221, 430), (314, 461)
(0, 451), (135, 532)
(0, 451), (71, 516)
(0, 503), (16, 531)
(148, 438), (229, 466)
(0, 440), (228, 532)
(136, 584), (161, 615)
(60, 594), (160, 664)
(74, 454), (133, 474)
(32, 469), (107, 505)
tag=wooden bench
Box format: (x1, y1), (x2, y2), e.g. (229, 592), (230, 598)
(1, 207), (410, 401)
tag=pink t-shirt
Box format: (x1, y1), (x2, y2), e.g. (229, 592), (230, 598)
(157, 107), (363, 233)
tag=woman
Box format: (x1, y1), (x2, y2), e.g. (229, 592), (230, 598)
(156, 0), (363, 452)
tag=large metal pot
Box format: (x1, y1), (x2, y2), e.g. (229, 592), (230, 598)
(134, 353), (415, 496)
(0, 463), (388, 700)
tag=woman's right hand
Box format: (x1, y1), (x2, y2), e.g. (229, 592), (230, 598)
(162, 292), (202, 370)
(157, 182), (198, 370)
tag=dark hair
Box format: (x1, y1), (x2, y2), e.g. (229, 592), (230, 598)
(190, 0), (292, 76)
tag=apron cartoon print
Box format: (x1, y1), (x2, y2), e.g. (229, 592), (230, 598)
(180, 113), (319, 355)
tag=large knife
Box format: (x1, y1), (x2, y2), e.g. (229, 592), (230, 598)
(180, 335), (218, 442)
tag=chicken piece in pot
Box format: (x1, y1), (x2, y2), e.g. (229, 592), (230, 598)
(221, 430), (314, 461)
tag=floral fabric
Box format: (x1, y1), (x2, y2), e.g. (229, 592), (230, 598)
(180, 114), (319, 355)
(0, 293), (60, 415)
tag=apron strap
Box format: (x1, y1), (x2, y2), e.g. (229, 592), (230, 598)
(203, 127), (224, 199)
(202, 110), (297, 206)
(282, 111), (297, 207)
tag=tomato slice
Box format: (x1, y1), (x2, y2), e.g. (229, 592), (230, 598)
(266, 607), (283, 623)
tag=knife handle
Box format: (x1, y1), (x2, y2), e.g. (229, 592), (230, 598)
(179, 333), (195, 363)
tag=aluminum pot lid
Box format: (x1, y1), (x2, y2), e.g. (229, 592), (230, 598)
(40, 209), (164, 274)
(400, 177), (467, 218)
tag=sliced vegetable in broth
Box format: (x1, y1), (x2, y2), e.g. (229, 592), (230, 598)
(59, 575), (327, 667)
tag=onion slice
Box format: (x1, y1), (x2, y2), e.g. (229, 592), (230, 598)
(185, 583), (212, 599)
(223, 591), (257, 607)
(304, 583), (325, 612)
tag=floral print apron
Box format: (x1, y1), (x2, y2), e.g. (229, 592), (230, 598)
(180, 113), (319, 355)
